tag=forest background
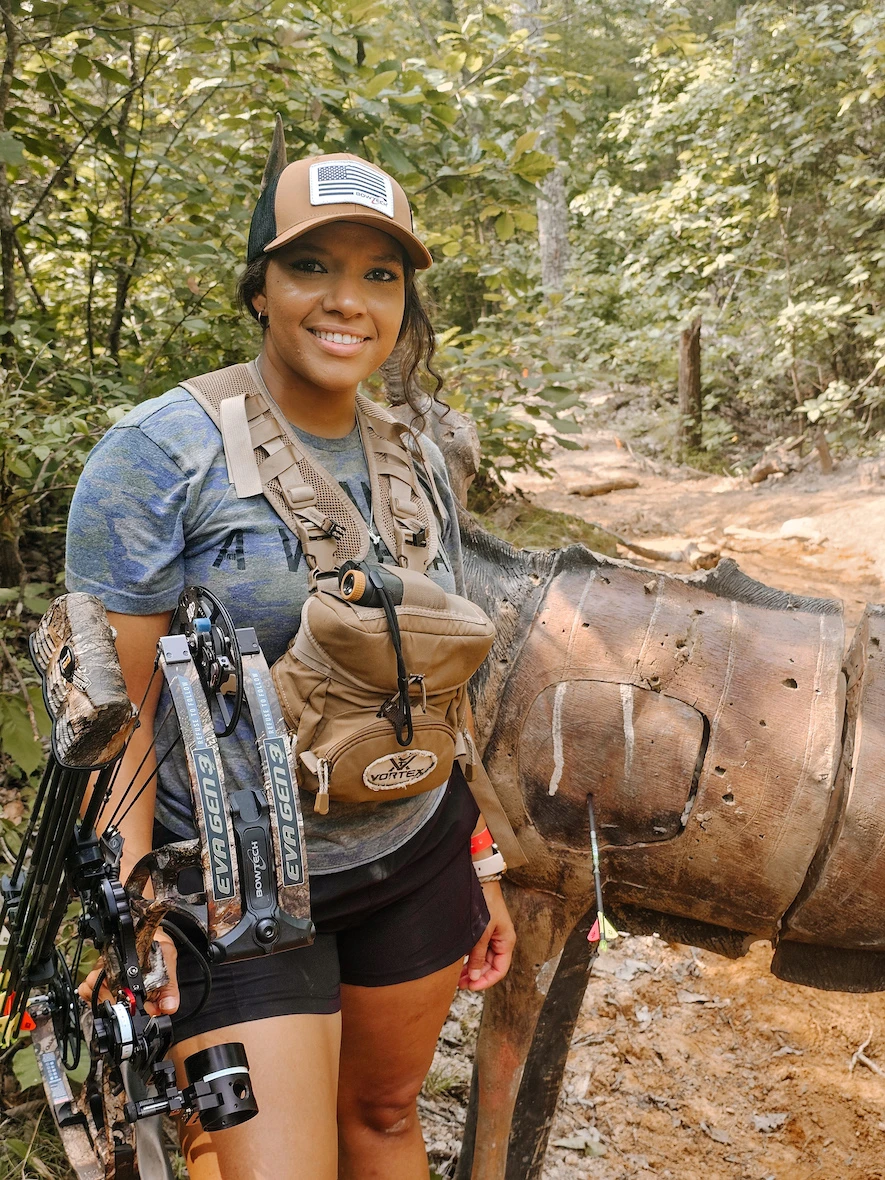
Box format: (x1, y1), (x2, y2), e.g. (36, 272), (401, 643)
(0, 0), (883, 1166)
(0, 0), (882, 866)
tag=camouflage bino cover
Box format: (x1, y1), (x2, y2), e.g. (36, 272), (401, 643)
(272, 567), (495, 809)
(181, 364), (496, 812)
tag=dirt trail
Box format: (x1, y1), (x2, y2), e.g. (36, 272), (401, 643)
(421, 430), (885, 1180)
(507, 427), (885, 628)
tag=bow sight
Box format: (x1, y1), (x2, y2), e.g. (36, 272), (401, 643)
(0, 588), (313, 1179)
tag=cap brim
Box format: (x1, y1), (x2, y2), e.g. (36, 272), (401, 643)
(264, 210), (433, 270)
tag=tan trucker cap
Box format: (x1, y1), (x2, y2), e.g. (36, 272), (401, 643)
(246, 153), (433, 270)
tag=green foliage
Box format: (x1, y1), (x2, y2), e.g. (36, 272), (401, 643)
(11, 1043), (42, 1091)
(469, 492), (619, 557)
(439, 311), (587, 485)
(0, 689), (47, 775)
(566, 0), (885, 450)
(0, 0), (576, 572)
(2, 0), (885, 570)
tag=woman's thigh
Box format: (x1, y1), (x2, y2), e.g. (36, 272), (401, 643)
(172, 1012), (341, 1180)
(337, 958), (462, 1122)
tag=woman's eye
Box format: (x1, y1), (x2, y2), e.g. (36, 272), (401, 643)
(366, 267), (399, 282)
(292, 258), (326, 273)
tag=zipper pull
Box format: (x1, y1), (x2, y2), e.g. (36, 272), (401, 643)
(314, 757), (330, 815)
(410, 674), (427, 713)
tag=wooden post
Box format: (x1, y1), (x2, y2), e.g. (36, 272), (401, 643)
(677, 315), (703, 458)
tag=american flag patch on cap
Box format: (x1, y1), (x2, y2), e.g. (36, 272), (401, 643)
(309, 160), (395, 218)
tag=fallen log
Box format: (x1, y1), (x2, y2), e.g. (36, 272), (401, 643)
(568, 478), (639, 497)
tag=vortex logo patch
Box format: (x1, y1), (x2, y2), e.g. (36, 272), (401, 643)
(363, 750), (438, 791)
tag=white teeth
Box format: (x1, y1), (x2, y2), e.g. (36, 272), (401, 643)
(312, 329), (364, 345)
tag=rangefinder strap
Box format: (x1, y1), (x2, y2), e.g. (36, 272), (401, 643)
(180, 362), (440, 581)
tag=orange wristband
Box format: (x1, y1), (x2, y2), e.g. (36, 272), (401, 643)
(470, 827), (494, 856)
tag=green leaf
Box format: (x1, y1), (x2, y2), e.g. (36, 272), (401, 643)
(94, 60), (130, 87)
(27, 685), (51, 738)
(363, 69), (398, 99)
(0, 133), (25, 165)
(71, 54), (92, 80)
(554, 436), (584, 450)
(7, 457), (32, 479)
(5, 1136), (30, 1159)
(389, 90), (425, 106)
(0, 695), (44, 775)
(430, 104), (457, 126)
(512, 150), (554, 182)
(511, 130), (539, 161)
(348, 0), (383, 17)
(378, 137), (412, 174)
(22, 584), (51, 615)
(495, 212), (514, 242)
(12, 1047), (42, 1091)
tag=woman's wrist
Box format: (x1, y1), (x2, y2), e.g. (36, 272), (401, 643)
(471, 825), (507, 882)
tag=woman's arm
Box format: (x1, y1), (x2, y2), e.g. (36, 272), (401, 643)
(459, 700), (517, 991)
(103, 610), (174, 878)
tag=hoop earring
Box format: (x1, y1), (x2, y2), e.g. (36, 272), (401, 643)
(257, 311), (268, 328)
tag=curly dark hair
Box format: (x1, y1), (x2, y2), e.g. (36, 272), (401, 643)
(236, 252), (443, 417)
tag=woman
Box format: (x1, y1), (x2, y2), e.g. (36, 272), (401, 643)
(67, 144), (516, 1179)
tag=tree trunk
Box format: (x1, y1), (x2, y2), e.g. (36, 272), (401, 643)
(107, 15), (139, 361)
(520, 3), (570, 294)
(536, 133), (569, 294)
(0, 0), (21, 362)
(677, 314), (702, 457)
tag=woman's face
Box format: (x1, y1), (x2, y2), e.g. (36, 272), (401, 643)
(253, 221), (406, 398)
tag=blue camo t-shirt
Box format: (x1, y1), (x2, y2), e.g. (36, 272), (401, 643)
(65, 381), (464, 874)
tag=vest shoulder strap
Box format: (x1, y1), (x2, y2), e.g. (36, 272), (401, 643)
(180, 363), (439, 578)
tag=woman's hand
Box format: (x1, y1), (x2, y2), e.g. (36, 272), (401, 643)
(77, 928), (180, 1017)
(459, 881), (516, 992)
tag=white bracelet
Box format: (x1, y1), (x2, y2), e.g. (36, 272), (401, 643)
(473, 848), (507, 881)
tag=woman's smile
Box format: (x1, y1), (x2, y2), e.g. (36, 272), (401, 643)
(306, 325), (373, 356)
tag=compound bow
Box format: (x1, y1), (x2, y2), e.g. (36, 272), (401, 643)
(0, 588), (313, 1178)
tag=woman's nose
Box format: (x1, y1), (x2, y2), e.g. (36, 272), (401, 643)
(322, 273), (367, 316)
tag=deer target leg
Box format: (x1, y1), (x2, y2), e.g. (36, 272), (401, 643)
(457, 885), (588, 1180)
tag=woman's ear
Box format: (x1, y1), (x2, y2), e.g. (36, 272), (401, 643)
(252, 294), (267, 318)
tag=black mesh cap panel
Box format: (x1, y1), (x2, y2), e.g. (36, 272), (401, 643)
(247, 174), (281, 263)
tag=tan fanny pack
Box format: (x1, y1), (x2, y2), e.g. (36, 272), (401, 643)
(181, 362), (496, 813)
(274, 565), (494, 811)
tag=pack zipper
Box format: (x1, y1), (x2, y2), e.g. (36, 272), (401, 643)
(304, 719), (455, 813)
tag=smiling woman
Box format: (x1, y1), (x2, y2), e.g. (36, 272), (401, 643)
(250, 224), (409, 436)
(64, 119), (515, 1180)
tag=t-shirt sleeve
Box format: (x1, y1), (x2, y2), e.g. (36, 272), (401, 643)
(416, 434), (466, 597)
(65, 425), (190, 614)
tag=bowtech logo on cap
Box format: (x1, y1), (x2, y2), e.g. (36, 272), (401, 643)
(247, 116), (432, 270)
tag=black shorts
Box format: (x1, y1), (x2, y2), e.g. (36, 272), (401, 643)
(156, 768), (489, 1042)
